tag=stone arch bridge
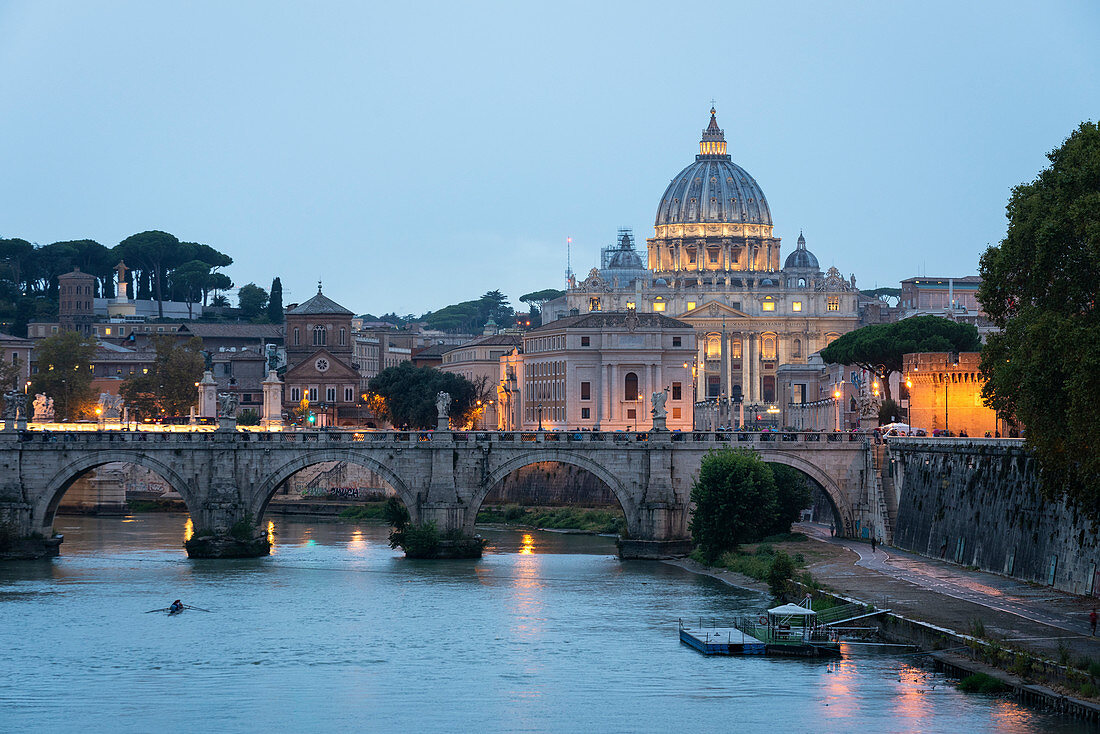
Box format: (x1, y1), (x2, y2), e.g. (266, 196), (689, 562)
(0, 429), (887, 559)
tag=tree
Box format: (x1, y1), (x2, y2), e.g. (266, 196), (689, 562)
(819, 316), (980, 401)
(171, 260), (211, 318)
(767, 464), (812, 537)
(237, 283), (268, 321)
(689, 449), (780, 563)
(519, 288), (565, 313)
(367, 362), (477, 429)
(114, 231), (186, 319)
(28, 331), (97, 420)
(206, 273), (233, 306)
(120, 336), (205, 418)
(978, 122), (1100, 512)
(0, 355), (21, 392)
(267, 277), (284, 323)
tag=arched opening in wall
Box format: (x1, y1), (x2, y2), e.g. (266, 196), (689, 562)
(258, 459), (411, 553)
(762, 461), (843, 536)
(45, 459), (195, 554)
(624, 372), (639, 401)
(475, 460), (628, 543)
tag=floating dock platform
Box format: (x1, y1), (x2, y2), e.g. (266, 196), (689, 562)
(678, 624), (766, 656)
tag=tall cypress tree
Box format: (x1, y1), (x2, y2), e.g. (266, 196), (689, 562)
(267, 277), (284, 323)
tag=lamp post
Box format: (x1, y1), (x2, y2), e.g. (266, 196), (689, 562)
(537, 403), (544, 431)
(905, 376), (913, 427)
(833, 383), (842, 431)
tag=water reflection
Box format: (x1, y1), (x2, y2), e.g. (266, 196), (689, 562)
(183, 517), (193, 542)
(0, 514), (1090, 734)
(267, 520), (276, 553)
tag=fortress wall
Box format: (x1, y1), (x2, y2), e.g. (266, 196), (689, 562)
(889, 439), (1100, 596)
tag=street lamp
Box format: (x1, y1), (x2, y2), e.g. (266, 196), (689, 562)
(905, 376), (913, 426)
(833, 383), (842, 431)
(537, 403), (544, 431)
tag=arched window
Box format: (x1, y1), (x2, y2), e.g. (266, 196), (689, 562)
(706, 335), (721, 359)
(798, 278), (807, 288)
(793, 339), (802, 358)
(825, 332), (841, 346)
(339, 327), (346, 346)
(761, 334), (777, 361)
(293, 328), (300, 346)
(313, 325), (326, 346)
(624, 372), (639, 401)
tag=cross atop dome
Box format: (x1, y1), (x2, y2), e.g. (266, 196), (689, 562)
(699, 107), (728, 159)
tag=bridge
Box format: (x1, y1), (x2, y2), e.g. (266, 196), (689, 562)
(0, 428), (887, 560)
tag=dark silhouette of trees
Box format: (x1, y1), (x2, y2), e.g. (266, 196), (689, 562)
(978, 121), (1100, 513)
(267, 277), (284, 323)
(819, 316), (980, 401)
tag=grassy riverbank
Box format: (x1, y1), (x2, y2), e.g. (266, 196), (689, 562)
(336, 502), (626, 534)
(475, 504), (625, 534)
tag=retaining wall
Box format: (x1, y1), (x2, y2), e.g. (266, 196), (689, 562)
(888, 439), (1100, 596)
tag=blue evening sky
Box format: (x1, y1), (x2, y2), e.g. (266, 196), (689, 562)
(1, 1), (1096, 316)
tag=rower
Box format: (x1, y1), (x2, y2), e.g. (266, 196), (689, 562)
(169, 599), (183, 613)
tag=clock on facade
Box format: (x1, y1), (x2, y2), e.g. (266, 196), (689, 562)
(315, 357), (330, 373)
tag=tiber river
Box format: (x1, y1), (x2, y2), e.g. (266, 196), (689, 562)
(0, 514), (1090, 733)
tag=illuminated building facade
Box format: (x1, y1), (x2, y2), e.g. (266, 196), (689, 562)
(562, 109), (860, 423)
(282, 284), (360, 426)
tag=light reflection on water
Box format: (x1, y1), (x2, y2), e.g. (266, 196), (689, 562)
(0, 514), (1089, 733)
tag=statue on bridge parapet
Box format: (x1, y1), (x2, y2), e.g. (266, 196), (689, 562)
(651, 389), (668, 432)
(32, 394), (55, 422)
(217, 392), (239, 418)
(435, 391), (451, 430)
(3, 389), (24, 423)
(97, 393), (124, 421)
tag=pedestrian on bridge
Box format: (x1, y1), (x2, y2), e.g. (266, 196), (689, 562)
(1090, 608), (1097, 636)
(870, 536), (877, 554)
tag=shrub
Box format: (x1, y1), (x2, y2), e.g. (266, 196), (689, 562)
(237, 409), (261, 426)
(970, 618), (986, 638)
(229, 518), (257, 541)
(396, 522), (440, 558)
(767, 551), (796, 597)
(957, 673), (1008, 694)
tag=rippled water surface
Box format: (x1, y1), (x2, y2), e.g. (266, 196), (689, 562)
(0, 514), (1088, 733)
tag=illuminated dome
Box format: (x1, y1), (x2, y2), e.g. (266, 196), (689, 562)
(783, 231), (820, 270)
(655, 109), (772, 228)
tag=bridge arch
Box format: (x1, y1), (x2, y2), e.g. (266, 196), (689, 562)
(251, 449), (417, 521)
(472, 450), (637, 534)
(754, 449), (854, 533)
(37, 451), (198, 532)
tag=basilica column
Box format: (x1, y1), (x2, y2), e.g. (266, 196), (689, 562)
(718, 329), (727, 401)
(696, 336), (705, 400)
(741, 334), (751, 403)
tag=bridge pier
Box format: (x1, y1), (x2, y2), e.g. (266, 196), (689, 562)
(184, 485), (271, 559)
(0, 499), (62, 559)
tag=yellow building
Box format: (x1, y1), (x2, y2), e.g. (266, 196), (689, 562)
(904, 352), (1001, 437)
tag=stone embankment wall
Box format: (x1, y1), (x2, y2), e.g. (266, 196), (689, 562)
(889, 439), (1100, 596)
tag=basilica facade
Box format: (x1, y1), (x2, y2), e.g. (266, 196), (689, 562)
(557, 109), (861, 416)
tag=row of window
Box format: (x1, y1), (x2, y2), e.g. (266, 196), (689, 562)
(63, 301), (93, 311)
(62, 284), (93, 295)
(526, 335), (565, 353)
(292, 325), (347, 347)
(289, 386), (356, 402)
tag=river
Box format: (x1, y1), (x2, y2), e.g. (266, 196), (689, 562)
(0, 514), (1089, 733)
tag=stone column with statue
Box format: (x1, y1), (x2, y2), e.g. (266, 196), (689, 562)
(197, 353), (217, 420)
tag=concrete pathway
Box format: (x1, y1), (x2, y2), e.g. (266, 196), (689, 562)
(794, 523), (1100, 662)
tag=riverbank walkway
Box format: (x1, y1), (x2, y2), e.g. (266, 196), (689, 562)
(795, 523), (1100, 663)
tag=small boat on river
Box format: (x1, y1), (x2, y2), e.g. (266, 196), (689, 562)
(680, 599), (845, 658)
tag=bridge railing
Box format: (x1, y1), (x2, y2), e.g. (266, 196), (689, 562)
(9, 428), (869, 447)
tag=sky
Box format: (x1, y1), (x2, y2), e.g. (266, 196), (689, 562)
(1, 1), (1097, 316)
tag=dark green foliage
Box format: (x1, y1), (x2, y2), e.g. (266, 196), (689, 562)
(397, 523), (441, 557)
(368, 362), (478, 429)
(957, 673), (1008, 694)
(237, 283), (268, 320)
(877, 398), (902, 425)
(119, 336), (205, 418)
(229, 517), (258, 541)
(337, 503), (389, 520)
(978, 122), (1100, 513)
(28, 331), (97, 419)
(115, 230), (185, 319)
(819, 316), (980, 401)
(381, 497), (410, 531)
(237, 409), (260, 425)
(768, 464), (812, 537)
(267, 277), (283, 323)
(766, 551), (796, 597)
(476, 504), (626, 534)
(421, 290), (514, 333)
(689, 449), (780, 562)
